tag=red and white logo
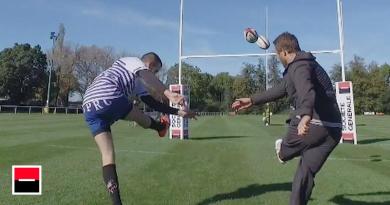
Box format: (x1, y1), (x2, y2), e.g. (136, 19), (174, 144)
(338, 81), (351, 94)
(12, 165), (42, 195)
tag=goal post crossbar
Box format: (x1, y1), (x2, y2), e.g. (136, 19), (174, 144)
(178, 0), (345, 81)
(180, 49), (341, 60)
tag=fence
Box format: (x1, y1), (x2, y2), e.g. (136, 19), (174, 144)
(141, 111), (227, 118)
(197, 112), (227, 116)
(0, 105), (83, 114)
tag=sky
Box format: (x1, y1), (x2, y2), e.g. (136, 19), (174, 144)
(0, 0), (389, 76)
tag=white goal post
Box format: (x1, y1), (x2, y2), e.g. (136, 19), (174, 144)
(173, 0), (356, 143)
(178, 0), (346, 82)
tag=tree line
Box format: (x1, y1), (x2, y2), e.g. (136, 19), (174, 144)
(330, 56), (390, 114)
(0, 24), (389, 114)
(0, 24), (125, 106)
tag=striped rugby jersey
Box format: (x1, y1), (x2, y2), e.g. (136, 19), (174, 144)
(83, 57), (148, 106)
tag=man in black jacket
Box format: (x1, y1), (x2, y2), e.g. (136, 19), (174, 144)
(232, 32), (342, 205)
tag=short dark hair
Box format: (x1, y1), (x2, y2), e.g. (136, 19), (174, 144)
(141, 52), (162, 67)
(273, 32), (301, 53)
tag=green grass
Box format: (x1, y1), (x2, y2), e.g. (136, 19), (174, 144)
(0, 114), (390, 205)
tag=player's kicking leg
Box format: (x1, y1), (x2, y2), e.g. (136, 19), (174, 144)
(275, 124), (341, 205)
(275, 125), (334, 163)
(126, 108), (169, 137)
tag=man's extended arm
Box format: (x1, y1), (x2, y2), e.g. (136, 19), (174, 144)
(250, 80), (287, 105)
(140, 95), (179, 115)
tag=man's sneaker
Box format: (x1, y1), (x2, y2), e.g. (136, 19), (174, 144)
(275, 139), (286, 164)
(158, 115), (170, 137)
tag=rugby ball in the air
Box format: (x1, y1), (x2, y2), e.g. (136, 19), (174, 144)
(256, 35), (270, 50)
(244, 28), (258, 43)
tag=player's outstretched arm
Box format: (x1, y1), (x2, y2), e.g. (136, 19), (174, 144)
(163, 90), (185, 106)
(232, 81), (287, 112)
(137, 70), (166, 93)
(140, 95), (197, 120)
(140, 95), (179, 115)
(232, 80), (287, 112)
(177, 109), (198, 120)
(138, 70), (185, 105)
(250, 81), (287, 105)
(231, 98), (253, 112)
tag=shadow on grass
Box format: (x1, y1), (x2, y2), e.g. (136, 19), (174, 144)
(197, 182), (291, 205)
(358, 138), (390, 144)
(190, 136), (249, 141)
(369, 155), (383, 162)
(329, 191), (390, 205)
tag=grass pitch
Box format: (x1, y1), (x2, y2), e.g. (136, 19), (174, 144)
(0, 114), (389, 204)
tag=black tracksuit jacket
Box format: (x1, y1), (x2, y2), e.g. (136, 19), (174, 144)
(251, 51), (342, 127)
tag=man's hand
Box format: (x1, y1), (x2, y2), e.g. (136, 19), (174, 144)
(231, 98), (253, 112)
(298, 115), (311, 136)
(164, 90), (185, 106)
(178, 109), (198, 120)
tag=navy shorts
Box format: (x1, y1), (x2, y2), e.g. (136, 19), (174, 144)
(83, 97), (133, 137)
